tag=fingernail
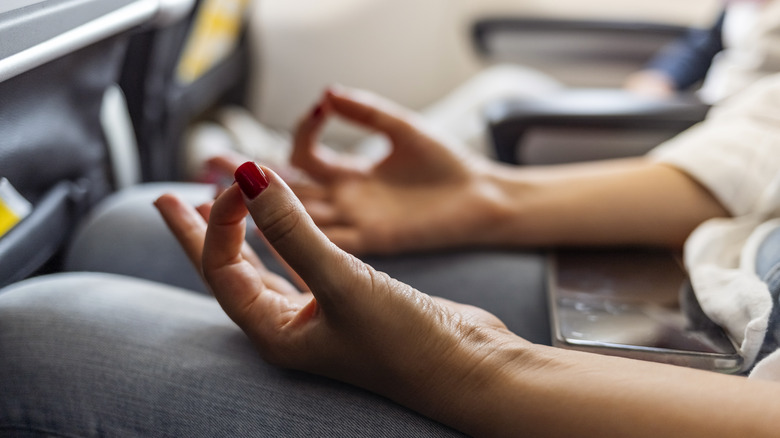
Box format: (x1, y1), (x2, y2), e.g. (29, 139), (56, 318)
(234, 162), (269, 200)
(311, 104), (323, 119)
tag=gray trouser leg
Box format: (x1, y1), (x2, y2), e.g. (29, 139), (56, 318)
(365, 250), (549, 345)
(64, 182), (217, 295)
(65, 183), (550, 343)
(0, 273), (465, 437)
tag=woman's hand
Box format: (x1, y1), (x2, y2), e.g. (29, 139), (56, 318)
(157, 164), (780, 438)
(206, 85), (728, 253)
(623, 69), (677, 98)
(155, 162), (523, 431)
(287, 86), (506, 255)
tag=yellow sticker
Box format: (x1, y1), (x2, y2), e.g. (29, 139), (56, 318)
(176, 0), (250, 85)
(0, 178), (31, 237)
(0, 202), (21, 236)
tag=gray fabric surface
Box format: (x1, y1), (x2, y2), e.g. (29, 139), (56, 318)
(64, 183), (550, 343)
(0, 273), (465, 437)
(0, 182), (550, 435)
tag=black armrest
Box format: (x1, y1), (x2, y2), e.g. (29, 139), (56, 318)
(472, 17), (689, 59)
(485, 89), (709, 164)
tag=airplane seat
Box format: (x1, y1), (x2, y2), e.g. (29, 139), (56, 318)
(0, 0), (159, 289)
(58, 0), (252, 290)
(471, 16), (714, 164)
(0, 0), (249, 289)
(245, 0), (484, 147)
(119, 0), (250, 181)
(485, 88), (710, 165)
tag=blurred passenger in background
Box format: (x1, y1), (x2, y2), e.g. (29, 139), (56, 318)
(191, 0), (779, 172)
(421, 0), (779, 156)
(626, 0), (780, 102)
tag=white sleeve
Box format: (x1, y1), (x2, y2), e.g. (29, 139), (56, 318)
(750, 349), (780, 381)
(649, 74), (780, 217)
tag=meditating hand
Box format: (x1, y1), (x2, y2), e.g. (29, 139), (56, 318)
(155, 162), (525, 432)
(210, 85), (726, 257)
(283, 86), (512, 255)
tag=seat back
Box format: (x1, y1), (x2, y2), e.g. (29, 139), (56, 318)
(473, 18), (691, 88)
(120, 0), (251, 181)
(485, 89), (710, 165)
(0, 0), (155, 287)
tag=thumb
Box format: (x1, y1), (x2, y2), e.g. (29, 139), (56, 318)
(234, 161), (368, 306)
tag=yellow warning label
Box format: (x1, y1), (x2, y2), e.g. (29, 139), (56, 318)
(0, 200), (22, 237)
(0, 178), (31, 238)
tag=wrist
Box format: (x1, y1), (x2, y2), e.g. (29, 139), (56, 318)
(418, 330), (543, 436)
(463, 161), (532, 248)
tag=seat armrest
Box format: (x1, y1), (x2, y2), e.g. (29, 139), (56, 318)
(472, 17), (689, 58)
(471, 18), (692, 87)
(485, 89), (709, 164)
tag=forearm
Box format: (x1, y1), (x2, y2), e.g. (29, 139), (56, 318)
(432, 340), (779, 438)
(471, 157), (728, 248)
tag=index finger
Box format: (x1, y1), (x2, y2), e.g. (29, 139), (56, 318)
(202, 184), (270, 326)
(323, 86), (419, 143)
(290, 96), (369, 183)
(154, 193), (208, 277)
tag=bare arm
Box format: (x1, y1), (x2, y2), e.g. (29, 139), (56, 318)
(481, 157), (728, 248)
(287, 86), (727, 254)
(158, 164), (776, 438)
(437, 340), (780, 438)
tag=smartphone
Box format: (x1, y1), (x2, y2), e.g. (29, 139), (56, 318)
(547, 248), (743, 373)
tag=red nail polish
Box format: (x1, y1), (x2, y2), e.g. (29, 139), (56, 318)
(234, 162), (269, 199)
(311, 104), (323, 119)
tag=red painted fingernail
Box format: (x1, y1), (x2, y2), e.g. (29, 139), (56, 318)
(234, 162), (269, 200)
(311, 104), (323, 119)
